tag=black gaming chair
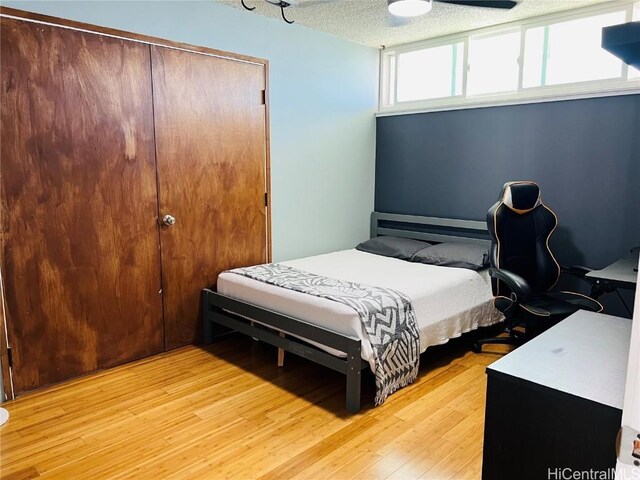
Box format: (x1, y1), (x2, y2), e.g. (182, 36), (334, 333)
(474, 181), (603, 352)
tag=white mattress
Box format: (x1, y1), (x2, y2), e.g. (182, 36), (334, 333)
(218, 249), (504, 369)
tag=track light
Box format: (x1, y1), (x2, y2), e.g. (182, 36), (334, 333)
(388, 0), (433, 17)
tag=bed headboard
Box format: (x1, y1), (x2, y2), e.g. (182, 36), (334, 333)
(370, 212), (491, 248)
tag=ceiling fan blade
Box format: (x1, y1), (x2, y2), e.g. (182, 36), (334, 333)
(434, 0), (517, 9)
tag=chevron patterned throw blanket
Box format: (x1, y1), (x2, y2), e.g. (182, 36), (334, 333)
(230, 263), (420, 405)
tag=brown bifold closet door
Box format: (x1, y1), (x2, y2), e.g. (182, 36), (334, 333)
(0, 19), (164, 394)
(151, 46), (268, 349)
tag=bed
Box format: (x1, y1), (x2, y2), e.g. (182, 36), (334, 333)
(201, 212), (504, 412)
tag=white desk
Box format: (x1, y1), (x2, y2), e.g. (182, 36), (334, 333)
(586, 247), (638, 316)
(586, 247), (639, 289)
(482, 310), (631, 480)
(488, 310), (630, 409)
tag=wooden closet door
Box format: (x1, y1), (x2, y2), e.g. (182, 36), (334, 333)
(1, 19), (164, 394)
(151, 47), (268, 349)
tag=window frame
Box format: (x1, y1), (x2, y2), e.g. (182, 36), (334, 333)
(378, 1), (640, 116)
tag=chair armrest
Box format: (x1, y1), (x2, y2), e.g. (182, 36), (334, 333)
(489, 268), (532, 301)
(561, 264), (592, 277)
(560, 264), (597, 288)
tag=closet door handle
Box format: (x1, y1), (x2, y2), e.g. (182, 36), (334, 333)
(161, 214), (176, 227)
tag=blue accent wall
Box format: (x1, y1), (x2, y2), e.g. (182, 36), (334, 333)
(375, 95), (640, 270)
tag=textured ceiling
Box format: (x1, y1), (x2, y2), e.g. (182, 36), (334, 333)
(217, 0), (621, 48)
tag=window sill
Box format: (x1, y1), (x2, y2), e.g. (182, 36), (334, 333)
(376, 81), (640, 117)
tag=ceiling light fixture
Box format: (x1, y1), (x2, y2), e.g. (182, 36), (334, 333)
(387, 0), (433, 18)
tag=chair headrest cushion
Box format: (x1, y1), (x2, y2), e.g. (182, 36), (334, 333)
(502, 181), (542, 214)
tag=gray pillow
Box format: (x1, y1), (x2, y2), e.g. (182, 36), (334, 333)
(356, 236), (432, 260)
(411, 243), (489, 270)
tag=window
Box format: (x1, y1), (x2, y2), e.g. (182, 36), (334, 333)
(468, 31), (521, 96)
(396, 42), (464, 102)
(380, 2), (640, 113)
(523, 11), (627, 88)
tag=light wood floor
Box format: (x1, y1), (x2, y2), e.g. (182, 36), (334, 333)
(0, 332), (509, 480)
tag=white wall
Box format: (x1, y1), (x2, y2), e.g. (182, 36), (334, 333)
(1, 0), (379, 261)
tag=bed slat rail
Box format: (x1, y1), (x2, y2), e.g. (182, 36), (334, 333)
(202, 289), (366, 412)
(371, 212), (491, 247)
(204, 290), (361, 352)
(376, 228), (490, 246)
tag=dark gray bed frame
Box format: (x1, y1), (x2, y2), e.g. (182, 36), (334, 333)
(201, 212), (491, 413)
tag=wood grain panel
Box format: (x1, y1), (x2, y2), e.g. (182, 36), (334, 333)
(151, 47), (268, 349)
(0, 255), (11, 399)
(0, 18), (164, 394)
(0, 6), (268, 67)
